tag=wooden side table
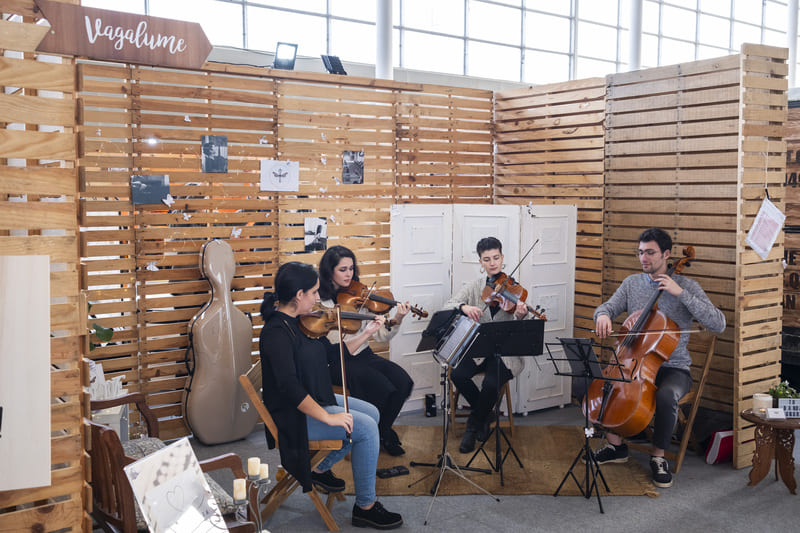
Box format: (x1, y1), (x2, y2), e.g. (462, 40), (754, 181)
(740, 408), (800, 494)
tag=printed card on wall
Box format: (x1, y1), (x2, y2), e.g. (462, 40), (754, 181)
(746, 196), (785, 260)
(124, 438), (225, 533)
(0, 255), (51, 491)
(201, 135), (228, 173)
(342, 150), (364, 184)
(304, 217), (327, 252)
(131, 175), (170, 205)
(260, 159), (299, 191)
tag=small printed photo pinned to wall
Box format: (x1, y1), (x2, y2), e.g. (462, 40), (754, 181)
(201, 135), (228, 173)
(131, 175), (170, 205)
(260, 159), (299, 191)
(342, 149), (364, 184)
(304, 217), (327, 252)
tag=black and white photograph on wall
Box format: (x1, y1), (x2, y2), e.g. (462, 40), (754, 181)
(201, 135), (228, 173)
(342, 149), (364, 184)
(304, 217), (327, 252)
(130, 175), (170, 205)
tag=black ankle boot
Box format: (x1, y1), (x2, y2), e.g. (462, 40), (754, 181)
(352, 501), (403, 529)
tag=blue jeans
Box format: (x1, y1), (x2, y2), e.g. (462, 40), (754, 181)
(307, 394), (380, 507)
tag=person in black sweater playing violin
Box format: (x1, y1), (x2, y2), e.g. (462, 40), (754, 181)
(444, 237), (529, 453)
(319, 245), (415, 457)
(590, 228), (725, 488)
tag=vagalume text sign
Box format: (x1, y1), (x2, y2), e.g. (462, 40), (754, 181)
(34, 0), (212, 69)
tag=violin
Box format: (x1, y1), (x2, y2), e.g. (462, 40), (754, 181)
(584, 246), (695, 437)
(482, 273), (547, 320)
(337, 280), (428, 319)
(298, 302), (378, 338)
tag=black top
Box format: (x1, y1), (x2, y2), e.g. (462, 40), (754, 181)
(259, 311), (343, 492)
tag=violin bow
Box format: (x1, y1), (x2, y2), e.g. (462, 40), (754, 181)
(335, 306), (351, 440)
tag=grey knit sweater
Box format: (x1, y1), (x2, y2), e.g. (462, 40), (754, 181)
(593, 273), (726, 371)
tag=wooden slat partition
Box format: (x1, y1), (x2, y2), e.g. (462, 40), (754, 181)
(494, 78), (606, 331)
(783, 107), (800, 323)
(0, 7), (86, 532)
(733, 44), (788, 468)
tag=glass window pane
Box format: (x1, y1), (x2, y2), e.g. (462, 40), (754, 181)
(577, 0), (618, 26)
(661, 5), (696, 41)
(529, 1), (572, 17)
(577, 21), (617, 61)
(150, 0), (243, 48)
(493, 0), (522, 6)
(393, 28), (400, 66)
(732, 21), (762, 48)
(701, 0), (731, 17)
(468, 1), (521, 46)
(524, 50), (570, 84)
(576, 56), (616, 78)
(246, 6), (327, 57)
(643, 1), (661, 34)
(403, 0), (464, 35)
(618, 28), (630, 68)
(665, 0), (698, 8)
(526, 12), (571, 52)
(467, 41), (520, 81)
(733, 0), (763, 22)
(660, 37), (695, 64)
(403, 31), (464, 75)
(698, 44), (733, 59)
(763, 28), (786, 47)
(698, 14), (730, 48)
(330, 20), (376, 64)
(764, 1), (788, 31)
(331, 0), (376, 22)
(82, 0), (145, 14)
(249, 0), (326, 12)
(641, 33), (659, 68)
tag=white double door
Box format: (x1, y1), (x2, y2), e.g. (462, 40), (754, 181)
(389, 203), (576, 414)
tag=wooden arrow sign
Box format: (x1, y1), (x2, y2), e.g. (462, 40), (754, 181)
(34, 0), (212, 69)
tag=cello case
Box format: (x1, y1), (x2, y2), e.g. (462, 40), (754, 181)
(184, 239), (257, 444)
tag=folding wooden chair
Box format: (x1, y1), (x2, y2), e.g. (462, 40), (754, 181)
(627, 336), (716, 473)
(239, 361), (345, 532)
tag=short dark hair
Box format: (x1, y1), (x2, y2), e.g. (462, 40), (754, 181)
(318, 245), (360, 300)
(476, 236), (503, 256)
(260, 262), (318, 320)
(638, 228), (672, 253)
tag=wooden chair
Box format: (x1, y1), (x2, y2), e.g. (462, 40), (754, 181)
(448, 368), (515, 436)
(626, 336), (717, 473)
(239, 361), (345, 532)
(89, 392), (255, 533)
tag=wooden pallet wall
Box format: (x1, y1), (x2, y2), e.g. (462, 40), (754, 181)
(494, 78), (606, 332)
(0, 7), (87, 532)
(783, 106), (800, 325)
(732, 44), (787, 469)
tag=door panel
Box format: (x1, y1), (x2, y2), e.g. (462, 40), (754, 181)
(452, 205), (520, 291)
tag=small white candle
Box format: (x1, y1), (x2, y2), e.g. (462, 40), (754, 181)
(260, 463), (269, 480)
(233, 478), (246, 501)
(753, 393), (772, 416)
(248, 457), (261, 477)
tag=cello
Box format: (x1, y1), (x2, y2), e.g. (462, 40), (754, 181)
(584, 246), (695, 438)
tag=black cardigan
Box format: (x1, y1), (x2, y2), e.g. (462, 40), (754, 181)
(259, 311), (342, 492)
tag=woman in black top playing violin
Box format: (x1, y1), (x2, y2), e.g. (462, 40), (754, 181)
(444, 237), (529, 453)
(259, 262), (402, 529)
(318, 245), (415, 457)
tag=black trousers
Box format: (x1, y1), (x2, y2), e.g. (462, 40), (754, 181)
(451, 353), (512, 427)
(651, 366), (692, 450)
(329, 347), (414, 442)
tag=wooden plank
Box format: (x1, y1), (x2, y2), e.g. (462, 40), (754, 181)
(0, 93), (75, 126)
(0, 201), (77, 230)
(0, 19), (48, 53)
(0, 130), (75, 160)
(0, 57), (73, 93)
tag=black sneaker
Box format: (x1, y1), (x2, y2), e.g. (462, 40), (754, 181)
(352, 501), (403, 530)
(593, 442), (629, 464)
(459, 429), (477, 453)
(650, 456), (673, 488)
(382, 439), (406, 456)
(311, 469), (345, 493)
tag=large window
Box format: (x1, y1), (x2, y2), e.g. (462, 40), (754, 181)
(80, 0), (796, 84)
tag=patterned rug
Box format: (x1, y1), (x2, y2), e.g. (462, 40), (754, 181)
(332, 424), (658, 497)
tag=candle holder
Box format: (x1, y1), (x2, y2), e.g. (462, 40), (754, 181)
(233, 475), (272, 532)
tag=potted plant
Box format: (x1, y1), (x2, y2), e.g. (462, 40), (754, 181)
(768, 381), (800, 407)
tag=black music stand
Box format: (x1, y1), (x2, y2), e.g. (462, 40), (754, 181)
(411, 310), (498, 526)
(547, 337), (629, 513)
(464, 318), (545, 486)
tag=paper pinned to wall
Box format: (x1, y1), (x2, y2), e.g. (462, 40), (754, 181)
(746, 196), (785, 260)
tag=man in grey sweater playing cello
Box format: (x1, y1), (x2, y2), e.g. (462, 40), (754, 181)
(590, 228), (726, 488)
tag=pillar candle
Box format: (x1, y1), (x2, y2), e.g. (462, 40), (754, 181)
(233, 478), (246, 501)
(260, 463), (269, 480)
(753, 393), (772, 415)
(247, 457), (261, 477)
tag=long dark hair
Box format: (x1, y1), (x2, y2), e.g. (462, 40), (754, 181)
(318, 245), (360, 300)
(260, 262), (318, 321)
